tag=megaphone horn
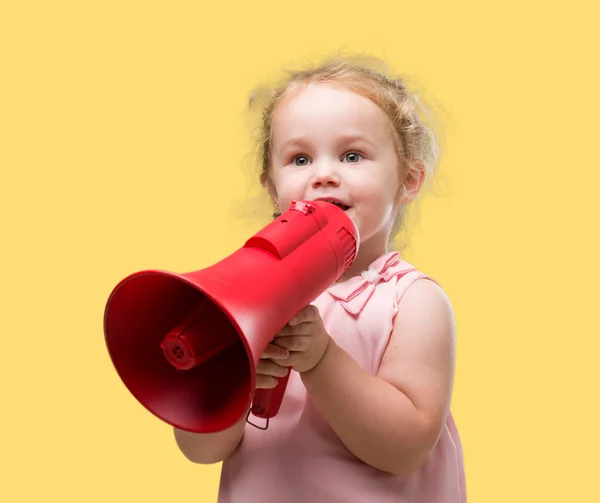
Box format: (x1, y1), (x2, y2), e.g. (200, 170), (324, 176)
(104, 200), (359, 434)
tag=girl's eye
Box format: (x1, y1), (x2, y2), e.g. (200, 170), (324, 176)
(343, 152), (363, 163)
(292, 155), (311, 166)
(291, 152), (363, 166)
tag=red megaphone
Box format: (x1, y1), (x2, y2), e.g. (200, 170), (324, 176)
(103, 200), (359, 434)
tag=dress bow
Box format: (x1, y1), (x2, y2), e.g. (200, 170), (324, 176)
(327, 252), (414, 315)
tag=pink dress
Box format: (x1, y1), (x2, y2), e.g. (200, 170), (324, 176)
(218, 251), (466, 503)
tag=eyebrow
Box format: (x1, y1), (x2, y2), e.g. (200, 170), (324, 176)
(277, 133), (378, 154)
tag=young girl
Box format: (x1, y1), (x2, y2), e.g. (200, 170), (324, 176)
(174, 57), (466, 503)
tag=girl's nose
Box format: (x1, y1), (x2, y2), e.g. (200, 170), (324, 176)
(310, 164), (340, 188)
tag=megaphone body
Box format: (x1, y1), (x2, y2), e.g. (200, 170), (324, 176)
(104, 200), (359, 434)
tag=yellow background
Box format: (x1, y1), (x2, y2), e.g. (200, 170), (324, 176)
(2, 1), (598, 502)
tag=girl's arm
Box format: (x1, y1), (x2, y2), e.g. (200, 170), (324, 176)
(300, 279), (456, 477)
(173, 414), (246, 464)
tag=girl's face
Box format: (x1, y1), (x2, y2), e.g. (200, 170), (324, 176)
(268, 83), (402, 250)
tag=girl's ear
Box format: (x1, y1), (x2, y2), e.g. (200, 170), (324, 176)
(397, 160), (426, 204)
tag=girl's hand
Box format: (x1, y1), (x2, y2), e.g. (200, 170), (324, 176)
(255, 305), (330, 389)
(256, 342), (290, 389)
(272, 304), (330, 374)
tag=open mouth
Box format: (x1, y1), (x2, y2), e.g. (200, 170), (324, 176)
(321, 199), (350, 211)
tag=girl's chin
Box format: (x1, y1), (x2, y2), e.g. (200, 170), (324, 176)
(344, 208), (357, 222)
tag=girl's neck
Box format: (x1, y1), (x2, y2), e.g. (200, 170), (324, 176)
(336, 237), (392, 284)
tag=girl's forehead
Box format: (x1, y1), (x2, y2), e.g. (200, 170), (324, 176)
(272, 84), (393, 145)
(277, 83), (375, 116)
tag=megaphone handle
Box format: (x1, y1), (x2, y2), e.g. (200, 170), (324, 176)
(248, 370), (291, 429)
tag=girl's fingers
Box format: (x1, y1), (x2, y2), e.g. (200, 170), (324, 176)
(289, 305), (320, 326)
(260, 342), (290, 360)
(256, 359), (289, 378)
(273, 335), (310, 352)
(276, 321), (314, 337)
(255, 359), (289, 390)
(255, 375), (278, 389)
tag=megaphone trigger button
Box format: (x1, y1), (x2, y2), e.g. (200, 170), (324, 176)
(289, 200), (315, 215)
